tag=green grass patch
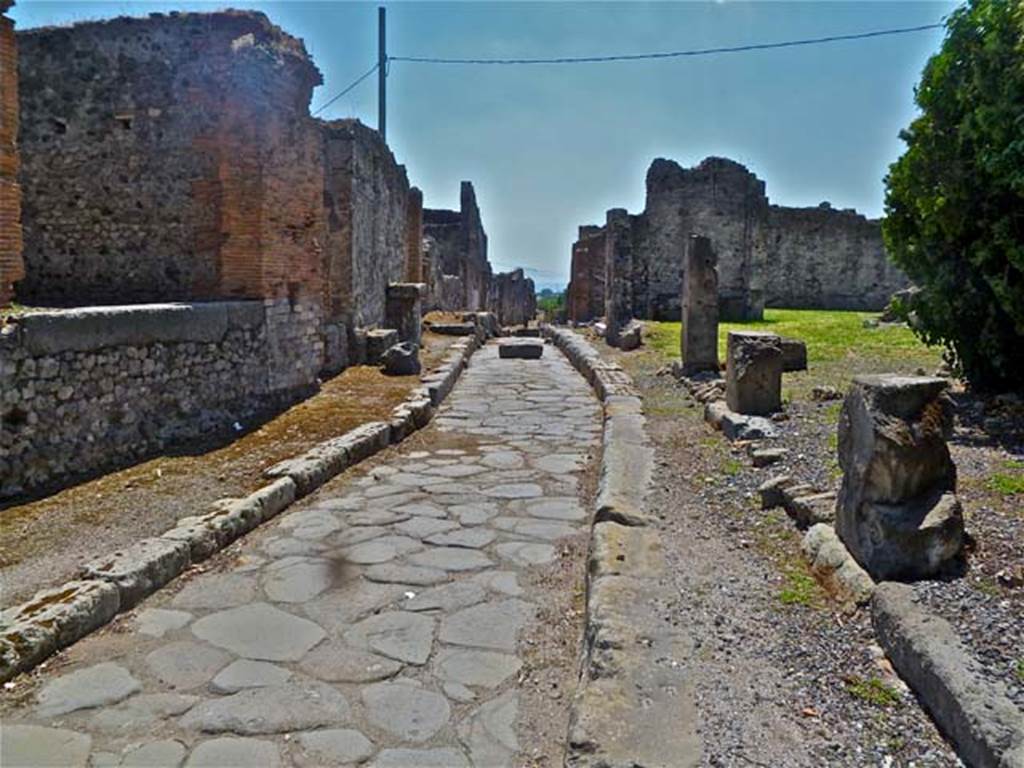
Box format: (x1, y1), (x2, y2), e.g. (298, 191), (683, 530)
(988, 464), (1024, 496)
(722, 458), (743, 476)
(778, 565), (821, 606)
(1015, 658), (1024, 683)
(845, 676), (902, 708)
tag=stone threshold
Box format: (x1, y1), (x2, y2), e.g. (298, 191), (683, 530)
(543, 325), (701, 767)
(0, 334), (487, 684)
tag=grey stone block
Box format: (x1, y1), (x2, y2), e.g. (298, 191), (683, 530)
(802, 524), (874, 605)
(780, 336), (808, 372)
(873, 582), (1024, 767)
(81, 537), (190, 609)
(681, 235), (719, 375)
(725, 330), (783, 416)
(498, 340), (544, 359)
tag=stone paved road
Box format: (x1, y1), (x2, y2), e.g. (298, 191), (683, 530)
(1, 342), (602, 768)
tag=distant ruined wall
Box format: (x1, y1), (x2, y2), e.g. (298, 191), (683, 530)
(574, 156), (908, 324)
(321, 118), (412, 336)
(0, 301), (319, 498)
(16, 11), (324, 306)
(423, 181), (491, 312)
(0, 0), (21, 306)
(489, 268), (536, 327)
(764, 204), (907, 310)
(567, 225), (605, 323)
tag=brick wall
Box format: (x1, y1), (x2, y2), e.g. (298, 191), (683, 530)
(16, 11), (322, 306)
(0, 1), (22, 306)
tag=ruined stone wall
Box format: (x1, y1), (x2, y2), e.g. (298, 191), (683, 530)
(763, 204), (907, 311)
(576, 156), (908, 323)
(641, 157), (767, 321)
(0, 301), (318, 498)
(488, 268), (536, 327)
(321, 118), (411, 334)
(567, 225), (606, 323)
(0, 0), (22, 306)
(423, 181), (491, 312)
(16, 11), (323, 306)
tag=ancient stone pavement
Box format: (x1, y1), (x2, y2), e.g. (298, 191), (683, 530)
(0, 342), (602, 768)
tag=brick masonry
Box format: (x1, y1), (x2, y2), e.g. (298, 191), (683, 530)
(0, 0), (22, 307)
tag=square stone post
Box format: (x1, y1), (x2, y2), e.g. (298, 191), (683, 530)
(604, 208), (633, 347)
(681, 234), (719, 375)
(404, 186), (423, 283)
(725, 330), (782, 415)
(385, 282), (424, 346)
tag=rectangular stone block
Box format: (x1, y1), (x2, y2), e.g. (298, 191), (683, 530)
(725, 330), (782, 415)
(498, 340), (543, 359)
(681, 235), (719, 375)
(80, 537), (190, 610)
(780, 336), (808, 372)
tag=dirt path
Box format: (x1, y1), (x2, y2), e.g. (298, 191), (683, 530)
(603, 341), (960, 767)
(0, 340), (602, 768)
(0, 334), (457, 607)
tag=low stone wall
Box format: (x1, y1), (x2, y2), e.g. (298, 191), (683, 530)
(0, 300), (321, 498)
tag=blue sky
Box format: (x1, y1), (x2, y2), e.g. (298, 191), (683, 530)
(12, 1), (956, 289)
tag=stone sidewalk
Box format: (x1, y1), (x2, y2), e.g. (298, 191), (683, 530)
(0, 342), (602, 767)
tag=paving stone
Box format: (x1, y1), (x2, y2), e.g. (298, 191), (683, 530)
(298, 642), (402, 682)
(407, 547), (494, 572)
(363, 563), (448, 586)
(450, 502), (501, 525)
(36, 662), (142, 717)
(91, 752), (121, 767)
(191, 603), (325, 661)
(458, 690), (519, 767)
(295, 729), (375, 766)
(347, 510), (411, 527)
(492, 517), (579, 541)
(361, 682), (451, 742)
(171, 574), (256, 610)
(472, 570), (523, 596)
(395, 516), (459, 539)
(134, 608), (193, 638)
(344, 611), (435, 665)
(424, 528), (496, 549)
(261, 557), (336, 603)
(516, 497), (587, 521)
(0, 725), (92, 768)
(484, 483), (544, 499)
(260, 537), (327, 558)
(90, 694), (200, 731)
(302, 582), (408, 633)
(440, 599), (535, 651)
(531, 453), (585, 474)
(145, 640), (232, 690)
(121, 740), (187, 768)
(402, 581), (487, 612)
(369, 748), (471, 768)
(210, 660), (291, 694)
(444, 681), (478, 703)
(480, 451), (525, 469)
(435, 648), (522, 688)
(364, 483), (413, 499)
(391, 501), (447, 519)
(179, 681), (350, 734)
(423, 464), (488, 478)
(436, 448), (467, 456)
(184, 738), (281, 767)
(497, 541), (559, 566)
(332, 525), (390, 546)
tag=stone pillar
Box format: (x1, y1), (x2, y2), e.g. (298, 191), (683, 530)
(725, 331), (782, 415)
(681, 235), (719, 375)
(405, 186), (423, 283)
(604, 208), (633, 347)
(385, 282), (424, 346)
(835, 375), (964, 580)
(0, 0), (23, 307)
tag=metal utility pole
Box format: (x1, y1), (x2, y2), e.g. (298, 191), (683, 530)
(378, 6), (387, 141)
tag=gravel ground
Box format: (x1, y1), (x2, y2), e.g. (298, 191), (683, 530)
(596, 336), (964, 767)
(0, 334), (458, 607)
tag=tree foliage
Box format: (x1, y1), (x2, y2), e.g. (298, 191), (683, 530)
(883, 0), (1024, 390)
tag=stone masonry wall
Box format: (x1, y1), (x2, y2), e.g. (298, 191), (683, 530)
(0, 301), (317, 498)
(423, 181), (491, 312)
(574, 156), (909, 323)
(321, 118), (411, 333)
(16, 11), (323, 306)
(567, 225), (605, 323)
(0, 0), (22, 306)
(488, 268), (536, 327)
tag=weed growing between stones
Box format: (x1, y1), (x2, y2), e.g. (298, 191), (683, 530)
(844, 675), (902, 709)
